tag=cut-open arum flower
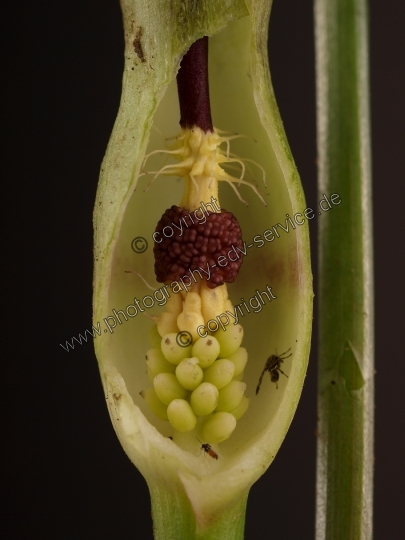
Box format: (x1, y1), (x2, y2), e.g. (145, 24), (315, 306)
(93, 1), (313, 537)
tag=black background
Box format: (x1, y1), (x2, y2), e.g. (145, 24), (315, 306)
(3, 0), (404, 538)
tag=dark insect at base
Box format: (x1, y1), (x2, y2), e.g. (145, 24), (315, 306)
(197, 438), (219, 459)
(256, 348), (292, 395)
(202, 443), (218, 460)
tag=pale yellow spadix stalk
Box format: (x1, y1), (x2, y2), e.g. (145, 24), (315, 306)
(93, 1), (313, 537)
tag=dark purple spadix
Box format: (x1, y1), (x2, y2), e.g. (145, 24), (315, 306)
(176, 36), (213, 132)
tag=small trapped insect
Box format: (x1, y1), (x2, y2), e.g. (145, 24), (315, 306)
(197, 438), (219, 460)
(256, 349), (292, 394)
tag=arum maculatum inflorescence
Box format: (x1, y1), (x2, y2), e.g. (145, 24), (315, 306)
(139, 38), (259, 446)
(94, 3), (313, 536)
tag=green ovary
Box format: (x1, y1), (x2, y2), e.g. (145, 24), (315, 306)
(141, 310), (250, 443)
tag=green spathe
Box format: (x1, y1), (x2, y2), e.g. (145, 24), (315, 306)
(94, 0), (313, 537)
(149, 324), (162, 348)
(141, 387), (168, 421)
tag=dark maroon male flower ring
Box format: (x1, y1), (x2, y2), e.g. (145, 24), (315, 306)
(153, 205), (244, 289)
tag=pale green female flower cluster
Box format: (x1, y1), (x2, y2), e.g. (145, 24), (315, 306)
(141, 293), (250, 444)
(141, 328), (249, 442)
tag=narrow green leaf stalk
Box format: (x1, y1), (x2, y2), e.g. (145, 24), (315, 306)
(314, 0), (374, 538)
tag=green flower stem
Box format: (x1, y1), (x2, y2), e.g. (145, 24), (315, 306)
(314, 0), (374, 538)
(149, 480), (248, 540)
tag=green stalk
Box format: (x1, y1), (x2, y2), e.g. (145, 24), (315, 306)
(149, 480), (248, 540)
(314, 0), (374, 539)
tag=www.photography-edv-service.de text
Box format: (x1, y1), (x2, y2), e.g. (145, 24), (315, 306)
(59, 192), (341, 351)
